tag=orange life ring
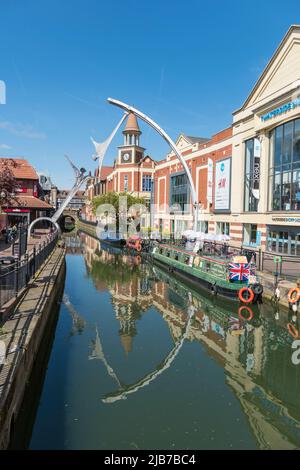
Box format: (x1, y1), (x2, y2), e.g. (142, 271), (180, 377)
(287, 287), (300, 304)
(135, 241), (142, 252)
(287, 322), (299, 339)
(238, 287), (255, 304)
(238, 306), (254, 321)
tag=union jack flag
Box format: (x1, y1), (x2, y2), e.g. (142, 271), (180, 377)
(228, 263), (250, 282)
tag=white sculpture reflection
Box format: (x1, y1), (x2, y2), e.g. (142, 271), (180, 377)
(99, 291), (196, 403)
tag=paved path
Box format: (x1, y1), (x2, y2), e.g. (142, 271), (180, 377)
(0, 229), (53, 257)
(0, 245), (65, 448)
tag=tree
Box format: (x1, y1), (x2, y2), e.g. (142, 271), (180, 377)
(92, 191), (148, 233)
(0, 165), (19, 209)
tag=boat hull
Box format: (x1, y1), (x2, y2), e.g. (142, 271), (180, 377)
(152, 256), (240, 302)
(99, 236), (126, 248)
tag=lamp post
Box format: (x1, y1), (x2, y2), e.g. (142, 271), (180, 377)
(107, 98), (199, 232)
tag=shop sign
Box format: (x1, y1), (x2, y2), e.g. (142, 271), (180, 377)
(260, 98), (300, 122)
(207, 158), (213, 204)
(214, 158), (231, 211)
(16, 187), (27, 193)
(256, 231), (261, 246)
(272, 217), (300, 223)
(3, 208), (30, 213)
(253, 138), (261, 158)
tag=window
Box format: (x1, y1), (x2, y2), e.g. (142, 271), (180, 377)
(269, 118), (300, 211)
(244, 138), (260, 211)
(216, 222), (230, 236)
(142, 175), (152, 192)
(243, 224), (258, 246)
(197, 221), (208, 233)
(170, 173), (190, 212)
(124, 175), (128, 191)
(267, 226), (300, 255)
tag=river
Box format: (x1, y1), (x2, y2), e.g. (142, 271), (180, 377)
(11, 231), (300, 450)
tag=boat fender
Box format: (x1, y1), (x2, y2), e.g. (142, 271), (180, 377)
(211, 282), (218, 295)
(287, 287), (300, 304)
(238, 306), (254, 321)
(238, 287), (255, 304)
(287, 322), (299, 339)
(274, 287), (280, 301)
(252, 283), (263, 295)
(292, 303), (298, 313)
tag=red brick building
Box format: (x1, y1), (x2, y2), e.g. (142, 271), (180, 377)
(153, 128), (233, 237)
(83, 113), (156, 222)
(0, 158), (53, 229)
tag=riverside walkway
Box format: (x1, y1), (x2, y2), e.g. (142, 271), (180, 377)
(0, 244), (65, 448)
(0, 229), (53, 257)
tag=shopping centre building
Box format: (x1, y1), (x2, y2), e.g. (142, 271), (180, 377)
(153, 24), (300, 256)
(85, 25), (300, 256)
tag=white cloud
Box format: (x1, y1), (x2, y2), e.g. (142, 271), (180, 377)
(0, 120), (46, 139)
(0, 143), (11, 149)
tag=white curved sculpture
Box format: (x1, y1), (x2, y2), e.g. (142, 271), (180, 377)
(28, 155), (90, 238)
(91, 113), (128, 174)
(27, 217), (61, 237)
(107, 97), (199, 231)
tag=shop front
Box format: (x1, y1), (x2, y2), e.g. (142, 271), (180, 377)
(2, 208), (30, 226)
(267, 223), (300, 255)
(230, 25), (300, 257)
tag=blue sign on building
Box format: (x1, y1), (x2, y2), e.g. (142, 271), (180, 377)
(261, 98), (300, 122)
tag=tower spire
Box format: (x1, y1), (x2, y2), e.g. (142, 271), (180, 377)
(123, 112), (141, 146)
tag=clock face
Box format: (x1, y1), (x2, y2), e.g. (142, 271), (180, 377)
(121, 150), (132, 163)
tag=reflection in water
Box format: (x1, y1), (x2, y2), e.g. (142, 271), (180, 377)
(26, 231), (300, 450)
(63, 294), (86, 335)
(102, 294), (196, 403)
(89, 326), (123, 389)
(78, 231), (300, 449)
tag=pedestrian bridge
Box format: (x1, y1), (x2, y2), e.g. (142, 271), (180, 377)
(59, 209), (79, 231)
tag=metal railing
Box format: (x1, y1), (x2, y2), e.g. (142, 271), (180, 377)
(261, 251), (300, 281)
(166, 238), (300, 281)
(0, 233), (58, 309)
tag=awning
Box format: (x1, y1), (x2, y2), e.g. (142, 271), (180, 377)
(3, 195), (53, 210)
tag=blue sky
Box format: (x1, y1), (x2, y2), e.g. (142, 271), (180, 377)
(0, 0), (299, 188)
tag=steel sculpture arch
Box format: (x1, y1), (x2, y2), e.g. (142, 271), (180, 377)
(107, 98), (199, 231)
(28, 155), (90, 239)
(27, 217), (61, 237)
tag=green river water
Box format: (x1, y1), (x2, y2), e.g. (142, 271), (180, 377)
(10, 231), (300, 450)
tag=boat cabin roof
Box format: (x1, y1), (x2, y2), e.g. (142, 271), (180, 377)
(159, 244), (227, 266)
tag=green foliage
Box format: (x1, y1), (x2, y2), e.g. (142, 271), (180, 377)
(90, 254), (139, 286)
(0, 165), (19, 207)
(92, 192), (147, 216)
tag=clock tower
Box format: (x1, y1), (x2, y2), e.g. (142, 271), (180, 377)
(118, 112), (145, 165)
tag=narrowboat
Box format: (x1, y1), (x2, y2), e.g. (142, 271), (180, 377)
(99, 231), (126, 248)
(151, 243), (263, 303)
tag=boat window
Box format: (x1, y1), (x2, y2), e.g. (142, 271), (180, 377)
(185, 256), (190, 264)
(194, 256), (200, 268)
(206, 261), (211, 272)
(175, 254), (179, 261)
(166, 251), (170, 257)
(159, 248), (163, 255)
